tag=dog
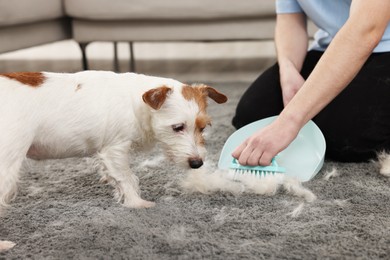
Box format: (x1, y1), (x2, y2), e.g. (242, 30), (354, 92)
(0, 71), (227, 211)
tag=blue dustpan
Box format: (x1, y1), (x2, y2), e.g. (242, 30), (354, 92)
(218, 116), (326, 182)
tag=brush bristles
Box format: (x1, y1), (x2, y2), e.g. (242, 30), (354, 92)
(227, 169), (282, 181)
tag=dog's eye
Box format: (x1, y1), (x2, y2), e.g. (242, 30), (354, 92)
(172, 123), (185, 132)
(199, 127), (206, 132)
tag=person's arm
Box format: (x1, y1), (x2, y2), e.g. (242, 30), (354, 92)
(233, 0), (390, 166)
(275, 12), (308, 106)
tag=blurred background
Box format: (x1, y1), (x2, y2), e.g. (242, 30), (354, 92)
(0, 0), (280, 83)
(0, 41), (276, 83)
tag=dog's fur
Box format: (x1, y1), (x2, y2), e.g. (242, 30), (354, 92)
(0, 71), (227, 211)
(378, 151), (390, 176)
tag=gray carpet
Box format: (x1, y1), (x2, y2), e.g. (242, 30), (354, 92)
(1, 82), (389, 259)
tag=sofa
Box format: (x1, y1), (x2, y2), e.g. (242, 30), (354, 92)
(0, 0), (71, 54)
(0, 0), (280, 71)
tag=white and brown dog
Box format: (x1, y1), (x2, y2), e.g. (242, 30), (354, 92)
(0, 71), (227, 211)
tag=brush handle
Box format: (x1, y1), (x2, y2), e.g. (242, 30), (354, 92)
(231, 158), (286, 173)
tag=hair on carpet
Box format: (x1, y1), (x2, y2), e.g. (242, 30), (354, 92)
(1, 82), (389, 259)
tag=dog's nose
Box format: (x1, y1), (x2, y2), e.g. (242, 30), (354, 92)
(189, 158), (203, 169)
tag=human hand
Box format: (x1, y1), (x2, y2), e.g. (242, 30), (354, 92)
(280, 65), (305, 106)
(231, 117), (300, 166)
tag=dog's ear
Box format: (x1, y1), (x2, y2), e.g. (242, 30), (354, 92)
(198, 85), (228, 104)
(142, 86), (172, 110)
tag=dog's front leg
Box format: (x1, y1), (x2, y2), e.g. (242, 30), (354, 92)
(0, 135), (31, 214)
(98, 143), (155, 208)
(0, 157), (24, 214)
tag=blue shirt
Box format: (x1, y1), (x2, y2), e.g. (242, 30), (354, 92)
(276, 0), (390, 52)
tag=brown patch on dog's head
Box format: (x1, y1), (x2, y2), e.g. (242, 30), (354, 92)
(0, 72), (45, 87)
(142, 86), (172, 110)
(181, 84), (226, 145)
(182, 85), (208, 112)
(181, 84), (228, 112)
(195, 114), (211, 145)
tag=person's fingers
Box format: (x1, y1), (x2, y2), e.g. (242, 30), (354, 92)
(236, 144), (254, 165)
(246, 149), (263, 166)
(232, 127), (280, 166)
(259, 152), (273, 166)
(231, 140), (247, 159)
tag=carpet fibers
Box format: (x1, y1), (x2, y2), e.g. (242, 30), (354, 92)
(1, 82), (389, 259)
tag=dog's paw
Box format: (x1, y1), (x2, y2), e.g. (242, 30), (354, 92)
(124, 199), (156, 209)
(0, 240), (16, 252)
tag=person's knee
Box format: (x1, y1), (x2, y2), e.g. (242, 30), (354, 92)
(232, 97), (263, 129)
(324, 136), (378, 162)
(232, 113), (244, 129)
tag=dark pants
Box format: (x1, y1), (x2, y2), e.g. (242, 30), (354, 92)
(232, 51), (390, 162)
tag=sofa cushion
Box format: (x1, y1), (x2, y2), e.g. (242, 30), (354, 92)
(65, 0), (275, 21)
(0, 0), (65, 27)
(72, 19), (276, 43)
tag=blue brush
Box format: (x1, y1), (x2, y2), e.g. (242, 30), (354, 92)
(227, 158), (286, 181)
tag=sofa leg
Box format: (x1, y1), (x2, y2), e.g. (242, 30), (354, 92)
(113, 42), (119, 72)
(79, 42), (89, 71)
(129, 42), (136, 72)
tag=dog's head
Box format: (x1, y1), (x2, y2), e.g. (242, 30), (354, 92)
(142, 84), (227, 169)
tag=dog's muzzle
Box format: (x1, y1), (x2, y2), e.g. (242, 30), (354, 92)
(188, 158), (203, 169)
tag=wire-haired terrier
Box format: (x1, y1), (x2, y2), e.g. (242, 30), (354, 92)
(0, 71), (227, 211)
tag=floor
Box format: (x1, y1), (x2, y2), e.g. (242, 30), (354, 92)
(0, 40), (276, 83)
